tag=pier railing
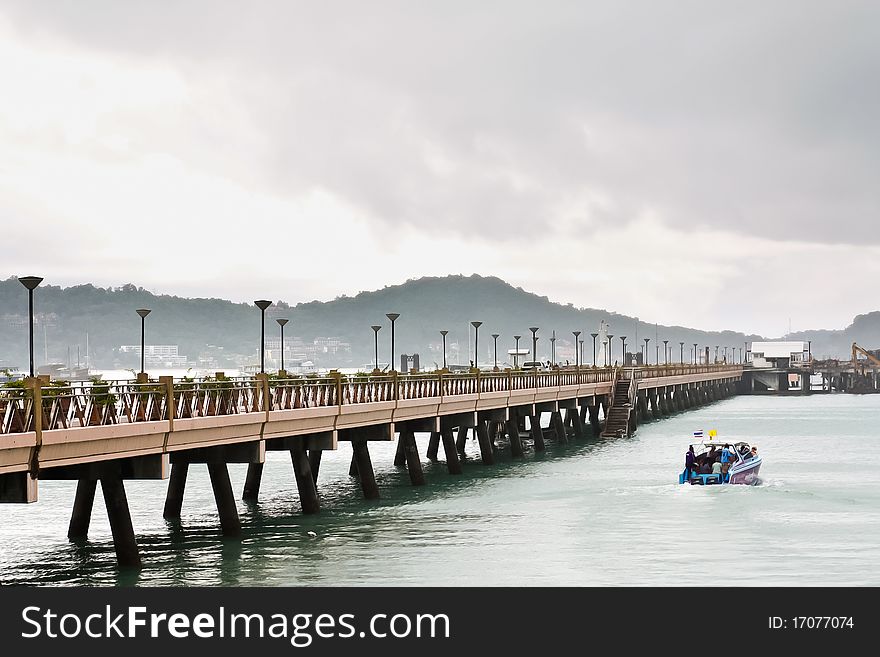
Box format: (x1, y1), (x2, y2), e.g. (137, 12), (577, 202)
(0, 365), (739, 435)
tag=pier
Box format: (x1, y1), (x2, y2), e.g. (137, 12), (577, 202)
(1, 365), (741, 568)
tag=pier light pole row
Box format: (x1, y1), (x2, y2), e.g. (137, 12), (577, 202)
(386, 313), (399, 372)
(572, 331), (581, 368)
(591, 333), (598, 367)
(276, 318), (289, 372)
(19, 276), (43, 378)
(471, 321), (482, 369)
(492, 333), (500, 370)
(135, 308), (151, 376)
(254, 300), (272, 374)
(440, 330), (448, 370)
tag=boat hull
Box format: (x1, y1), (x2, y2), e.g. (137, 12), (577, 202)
(728, 457), (761, 485)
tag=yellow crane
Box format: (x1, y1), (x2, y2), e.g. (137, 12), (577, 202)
(852, 342), (880, 371)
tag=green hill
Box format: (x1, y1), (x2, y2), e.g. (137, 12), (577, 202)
(0, 274), (865, 370)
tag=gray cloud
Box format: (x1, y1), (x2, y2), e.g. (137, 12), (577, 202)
(3, 0), (879, 245)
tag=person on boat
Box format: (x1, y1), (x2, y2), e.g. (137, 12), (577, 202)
(720, 444), (734, 477)
(750, 446), (758, 458)
(711, 459), (723, 477)
(684, 445), (696, 479)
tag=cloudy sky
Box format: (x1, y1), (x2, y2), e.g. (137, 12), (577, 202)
(1, 1), (878, 336)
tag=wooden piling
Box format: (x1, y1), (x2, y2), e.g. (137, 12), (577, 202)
(401, 430), (426, 486)
(571, 407), (586, 439)
(588, 404), (601, 436)
(68, 478), (97, 540)
(290, 441), (320, 514)
(349, 453), (359, 477)
(353, 440), (381, 498)
(440, 427), (463, 474)
(529, 415), (545, 451)
(100, 477), (141, 568)
(455, 426), (469, 455)
(506, 418), (524, 458)
(163, 462), (188, 520)
(242, 463), (263, 501)
(476, 421), (495, 465)
(207, 463), (241, 536)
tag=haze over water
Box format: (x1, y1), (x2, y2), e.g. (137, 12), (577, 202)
(1, 394), (877, 586)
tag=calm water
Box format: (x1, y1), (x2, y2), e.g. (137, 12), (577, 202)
(1, 394), (878, 586)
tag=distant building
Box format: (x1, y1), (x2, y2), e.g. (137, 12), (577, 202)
(119, 344), (188, 367)
(749, 341), (809, 368)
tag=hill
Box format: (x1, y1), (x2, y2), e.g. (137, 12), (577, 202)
(0, 274), (866, 370)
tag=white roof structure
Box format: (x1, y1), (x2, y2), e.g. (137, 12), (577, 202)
(750, 341), (807, 357)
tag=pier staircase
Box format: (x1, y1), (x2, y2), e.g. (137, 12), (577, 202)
(601, 369), (637, 438)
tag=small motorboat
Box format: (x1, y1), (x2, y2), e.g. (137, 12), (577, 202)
(679, 440), (762, 485)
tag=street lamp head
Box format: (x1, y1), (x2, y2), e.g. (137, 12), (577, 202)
(529, 327), (539, 335)
(573, 331), (581, 338)
(276, 318), (289, 327)
(491, 333), (499, 339)
(439, 330), (448, 336)
(18, 276), (43, 291)
(386, 313), (400, 322)
(371, 325), (382, 333)
(620, 336), (626, 341)
(254, 300), (272, 311)
(136, 308), (151, 319)
(514, 335), (521, 340)
(590, 333), (598, 339)
(471, 321), (483, 329)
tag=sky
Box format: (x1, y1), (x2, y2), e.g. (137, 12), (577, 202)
(1, 1), (878, 337)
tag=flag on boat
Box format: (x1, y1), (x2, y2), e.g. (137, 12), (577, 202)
(693, 430), (704, 438)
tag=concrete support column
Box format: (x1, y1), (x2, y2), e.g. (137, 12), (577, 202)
(207, 463), (241, 536)
(100, 477), (141, 568)
(242, 463), (264, 502)
(551, 410), (568, 444)
(349, 453), (359, 477)
(571, 407), (586, 439)
(455, 426), (469, 456)
(588, 404), (601, 437)
(308, 449), (322, 485)
(440, 427), (463, 474)
(291, 440), (320, 514)
(529, 414), (545, 451)
(427, 431), (441, 460)
(68, 478), (97, 540)
(394, 438), (407, 466)
(650, 391), (661, 420)
(353, 440), (381, 498)
(506, 418), (524, 458)
(475, 422), (495, 465)
(401, 429), (426, 485)
(163, 462), (188, 520)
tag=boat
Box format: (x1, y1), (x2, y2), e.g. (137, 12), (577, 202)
(679, 439), (762, 485)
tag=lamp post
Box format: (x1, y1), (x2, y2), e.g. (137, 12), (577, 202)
(440, 330), (448, 370)
(471, 321), (482, 369)
(529, 327), (539, 365)
(254, 300), (272, 373)
(620, 336), (627, 365)
(644, 338), (650, 365)
(386, 313), (400, 372)
(572, 331), (581, 368)
(591, 333), (598, 367)
(714, 345), (719, 364)
(579, 339), (585, 367)
(276, 318), (289, 372)
(744, 341), (749, 364)
(607, 334), (614, 365)
(513, 335), (522, 368)
(18, 276), (43, 378)
(679, 342), (684, 364)
(550, 331), (556, 366)
(492, 333), (500, 370)
(135, 308), (151, 376)
(693, 343), (698, 365)
(663, 340), (669, 365)
(371, 325), (382, 371)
